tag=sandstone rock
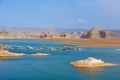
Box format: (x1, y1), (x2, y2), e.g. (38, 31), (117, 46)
(105, 30), (116, 39)
(73, 32), (80, 38)
(83, 27), (116, 39)
(86, 27), (102, 39)
(0, 27), (116, 39)
(50, 33), (61, 38)
(70, 57), (117, 68)
(0, 48), (26, 57)
(30, 53), (50, 56)
(0, 31), (12, 39)
(80, 32), (88, 38)
(64, 33), (71, 38)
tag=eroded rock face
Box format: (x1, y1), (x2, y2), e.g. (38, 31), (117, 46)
(82, 27), (116, 39)
(70, 57), (117, 68)
(64, 33), (71, 38)
(0, 48), (26, 57)
(87, 28), (102, 39)
(105, 31), (115, 39)
(73, 32), (80, 38)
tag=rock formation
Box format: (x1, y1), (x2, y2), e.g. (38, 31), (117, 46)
(105, 30), (115, 39)
(0, 31), (11, 39)
(50, 33), (61, 38)
(0, 48), (51, 57)
(30, 53), (50, 56)
(64, 33), (71, 38)
(0, 48), (26, 57)
(86, 28), (102, 39)
(81, 27), (116, 39)
(80, 32), (88, 38)
(72, 32), (80, 38)
(0, 26), (117, 39)
(70, 57), (117, 68)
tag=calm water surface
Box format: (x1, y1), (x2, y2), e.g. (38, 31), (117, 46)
(0, 40), (120, 80)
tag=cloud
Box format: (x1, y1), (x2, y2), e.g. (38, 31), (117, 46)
(78, 0), (120, 16)
(77, 19), (85, 25)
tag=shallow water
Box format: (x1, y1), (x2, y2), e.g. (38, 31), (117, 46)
(0, 40), (120, 80)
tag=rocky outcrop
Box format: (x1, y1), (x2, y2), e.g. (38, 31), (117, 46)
(64, 33), (71, 38)
(0, 27), (117, 39)
(0, 48), (26, 57)
(70, 57), (117, 68)
(81, 27), (116, 39)
(0, 31), (12, 39)
(0, 48), (50, 57)
(72, 32), (80, 38)
(105, 30), (115, 39)
(80, 32), (88, 38)
(30, 53), (50, 56)
(50, 33), (61, 38)
(86, 28), (102, 39)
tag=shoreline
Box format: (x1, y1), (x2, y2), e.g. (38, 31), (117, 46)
(37, 38), (120, 47)
(0, 38), (120, 47)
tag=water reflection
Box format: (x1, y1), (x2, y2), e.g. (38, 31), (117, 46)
(77, 67), (104, 80)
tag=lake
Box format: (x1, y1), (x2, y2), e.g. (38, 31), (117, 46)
(0, 40), (120, 80)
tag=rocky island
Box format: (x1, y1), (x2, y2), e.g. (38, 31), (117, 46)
(70, 57), (118, 68)
(0, 48), (50, 57)
(0, 48), (26, 57)
(30, 53), (50, 56)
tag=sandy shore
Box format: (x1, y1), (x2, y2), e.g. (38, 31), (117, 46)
(38, 38), (120, 47)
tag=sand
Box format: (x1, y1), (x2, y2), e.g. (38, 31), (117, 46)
(70, 57), (118, 68)
(0, 48), (50, 57)
(38, 38), (120, 47)
(0, 48), (26, 57)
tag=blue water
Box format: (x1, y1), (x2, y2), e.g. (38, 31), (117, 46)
(0, 40), (120, 80)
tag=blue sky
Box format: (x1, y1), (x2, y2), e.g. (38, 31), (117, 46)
(0, 0), (120, 29)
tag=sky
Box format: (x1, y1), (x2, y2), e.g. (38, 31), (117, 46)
(0, 0), (120, 29)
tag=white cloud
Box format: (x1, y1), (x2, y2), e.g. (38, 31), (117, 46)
(77, 19), (85, 24)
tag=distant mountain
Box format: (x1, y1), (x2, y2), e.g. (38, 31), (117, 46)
(0, 26), (56, 32)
